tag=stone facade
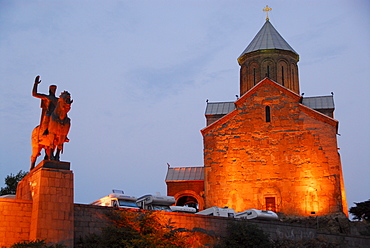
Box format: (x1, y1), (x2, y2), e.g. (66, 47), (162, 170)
(201, 78), (348, 216)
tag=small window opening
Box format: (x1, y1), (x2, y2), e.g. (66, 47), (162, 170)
(281, 66), (285, 86)
(267, 66), (270, 77)
(253, 68), (256, 85)
(265, 106), (271, 122)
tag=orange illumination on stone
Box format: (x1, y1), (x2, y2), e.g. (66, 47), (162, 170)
(201, 78), (348, 217)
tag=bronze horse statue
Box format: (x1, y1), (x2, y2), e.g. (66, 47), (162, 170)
(31, 91), (73, 169)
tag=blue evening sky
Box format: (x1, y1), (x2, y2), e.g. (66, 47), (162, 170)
(0, 1), (369, 214)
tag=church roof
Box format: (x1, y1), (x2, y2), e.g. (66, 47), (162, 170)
(302, 95), (334, 110)
(165, 167), (204, 182)
(205, 102), (235, 115)
(204, 96), (334, 116)
(238, 20), (298, 59)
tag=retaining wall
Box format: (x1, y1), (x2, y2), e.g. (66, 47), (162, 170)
(0, 198), (32, 247)
(1, 201), (369, 247)
(74, 204), (370, 247)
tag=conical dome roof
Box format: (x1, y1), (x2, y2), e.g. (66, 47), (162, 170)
(238, 20), (298, 60)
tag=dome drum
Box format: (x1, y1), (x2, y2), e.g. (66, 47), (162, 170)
(239, 49), (300, 95)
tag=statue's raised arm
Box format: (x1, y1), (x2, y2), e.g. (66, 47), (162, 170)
(32, 75), (43, 98)
(31, 75), (58, 136)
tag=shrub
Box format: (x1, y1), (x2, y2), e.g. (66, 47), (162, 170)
(76, 210), (212, 248)
(214, 220), (272, 248)
(11, 239), (66, 248)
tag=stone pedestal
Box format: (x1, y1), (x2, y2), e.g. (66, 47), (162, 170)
(16, 160), (74, 247)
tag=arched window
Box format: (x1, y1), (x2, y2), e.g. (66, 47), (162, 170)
(281, 66), (285, 86)
(262, 59), (273, 79)
(265, 106), (271, 122)
(253, 68), (256, 85)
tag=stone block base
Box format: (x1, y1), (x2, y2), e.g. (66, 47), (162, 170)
(16, 160), (74, 247)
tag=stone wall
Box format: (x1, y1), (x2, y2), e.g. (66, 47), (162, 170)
(0, 198), (32, 247)
(74, 204), (112, 242)
(1, 200), (369, 247)
(74, 205), (370, 248)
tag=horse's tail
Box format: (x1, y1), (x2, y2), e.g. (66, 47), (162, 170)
(31, 126), (42, 168)
(31, 125), (40, 147)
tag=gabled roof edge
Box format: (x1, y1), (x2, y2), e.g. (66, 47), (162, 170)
(201, 109), (238, 135)
(235, 77), (301, 107)
(298, 103), (339, 130)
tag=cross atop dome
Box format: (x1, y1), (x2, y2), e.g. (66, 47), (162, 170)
(263, 5), (272, 21)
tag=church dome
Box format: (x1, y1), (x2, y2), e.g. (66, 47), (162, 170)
(238, 20), (300, 95)
(238, 20), (298, 64)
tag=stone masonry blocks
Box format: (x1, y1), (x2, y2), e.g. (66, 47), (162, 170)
(202, 79), (347, 216)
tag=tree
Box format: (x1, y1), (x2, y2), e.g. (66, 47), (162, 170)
(0, 170), (28, 195)
(349, 199), (370, 222)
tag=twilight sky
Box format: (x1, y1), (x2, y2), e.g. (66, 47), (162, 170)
(1, 1), (369, 214)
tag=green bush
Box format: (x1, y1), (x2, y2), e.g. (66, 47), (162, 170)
(214, 220), (272, 248)
(11, 239), (66, 248)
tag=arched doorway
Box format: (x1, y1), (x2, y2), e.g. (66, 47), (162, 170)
(176, 195), (198, 210)
(173, 190), (204, 211)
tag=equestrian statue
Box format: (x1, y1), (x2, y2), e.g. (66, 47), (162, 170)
(30, 76), (73, 170)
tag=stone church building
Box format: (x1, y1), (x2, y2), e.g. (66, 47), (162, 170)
(165, 19), (348, 217)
